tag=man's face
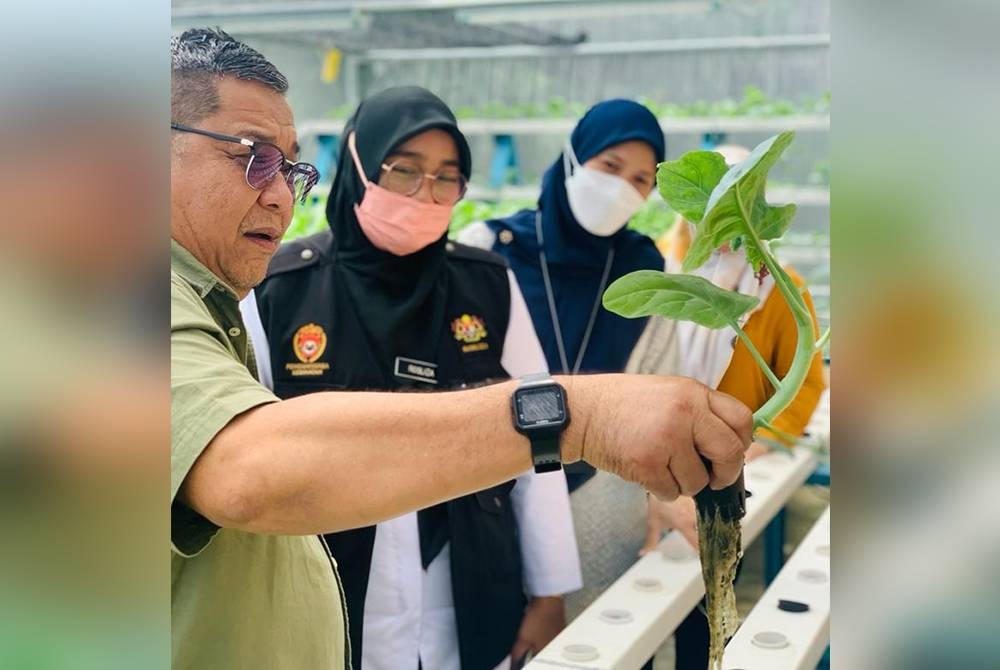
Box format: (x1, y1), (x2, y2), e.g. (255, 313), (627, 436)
(171, 77), (297, 297)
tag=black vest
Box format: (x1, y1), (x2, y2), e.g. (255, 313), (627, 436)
(254, 229), (525, 670)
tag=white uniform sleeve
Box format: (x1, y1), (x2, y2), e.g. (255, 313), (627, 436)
(455, 221), (497, 250)
(502, 270), (583, 596)
(239, 290), (275, 391)
(500, 270), (548, 378)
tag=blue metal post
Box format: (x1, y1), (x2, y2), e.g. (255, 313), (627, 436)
(817, 645), (831, 669)
(700, 131), (727, 150)
(806, 460), (830, 487)
(763, 507), (786, 585)
(315, 134), (340, 183)
(489, 134), (521, 189)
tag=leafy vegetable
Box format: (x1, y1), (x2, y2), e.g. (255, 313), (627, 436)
(603, 132), (828, 670)
(683, 131), (795, 273)
(603, 272), (758, 328)
(624, 197), (676, 239)
(285, 192), (330, 240)
(327, 88), (831, 122)
(282, 192), (537, 243)
(623, 130), (822, 432)
(448, 198), (535, 238)
(284, 192), (675, 243)
(656, 151), (729, 223)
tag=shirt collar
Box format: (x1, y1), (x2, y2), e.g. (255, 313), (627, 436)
(170, 239), (239, 301)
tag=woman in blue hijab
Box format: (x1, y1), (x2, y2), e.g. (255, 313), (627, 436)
(459, 100), (667, 647)
(460, 99), (666, 488)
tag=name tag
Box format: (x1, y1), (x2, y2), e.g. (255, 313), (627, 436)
(393, 356), (438, 385)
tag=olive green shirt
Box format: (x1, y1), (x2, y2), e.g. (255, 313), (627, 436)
(170, 240), (348, 669)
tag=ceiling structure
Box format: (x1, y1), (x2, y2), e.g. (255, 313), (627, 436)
(169, 0), (743, 49)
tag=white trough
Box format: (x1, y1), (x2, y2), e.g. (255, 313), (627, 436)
(722, 505), (830, 670)
(526, 447), (818, 670)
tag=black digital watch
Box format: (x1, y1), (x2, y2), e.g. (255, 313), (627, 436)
(511, 373), (570, 473)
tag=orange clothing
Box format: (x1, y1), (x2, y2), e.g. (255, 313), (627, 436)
(718, 267), (826, 444)
(659, 223), (826, 444)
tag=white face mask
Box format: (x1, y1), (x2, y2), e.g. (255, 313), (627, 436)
(563, 143), (648, 237)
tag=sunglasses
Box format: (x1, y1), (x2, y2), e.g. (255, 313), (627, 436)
(170, 122), (320, 204)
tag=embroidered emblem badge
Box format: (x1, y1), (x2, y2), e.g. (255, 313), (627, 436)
(451, 314), (489, 353)
(286, 323), (331, 377)
(293, 323), (327, 363)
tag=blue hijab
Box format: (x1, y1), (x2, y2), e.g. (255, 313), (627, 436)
(487, 99), (666, 374)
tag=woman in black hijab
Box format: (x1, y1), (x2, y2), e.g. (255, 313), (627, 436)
(245, 87), (581, 670)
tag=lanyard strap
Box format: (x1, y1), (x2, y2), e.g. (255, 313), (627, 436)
(535, 211), (615, 374)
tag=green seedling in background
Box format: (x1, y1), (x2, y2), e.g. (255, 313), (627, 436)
(602, 131), (829, 669)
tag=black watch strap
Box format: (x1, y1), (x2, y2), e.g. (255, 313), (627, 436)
(531, 435), (562, 473)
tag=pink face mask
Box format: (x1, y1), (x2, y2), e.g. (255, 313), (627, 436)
(348, 132), (454, 256)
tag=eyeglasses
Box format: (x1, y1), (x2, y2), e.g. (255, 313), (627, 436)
(380, 159), (467, 206)
(170, 122), (320, 205)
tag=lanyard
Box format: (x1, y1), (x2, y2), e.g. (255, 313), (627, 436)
(535, 211), (615, 374)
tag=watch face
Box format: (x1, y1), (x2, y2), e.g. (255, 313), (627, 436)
(516, 387), (566, 426)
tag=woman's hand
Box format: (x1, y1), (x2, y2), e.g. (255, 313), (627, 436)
(639, 494), (699, 555)
(510, 596), (566, 663)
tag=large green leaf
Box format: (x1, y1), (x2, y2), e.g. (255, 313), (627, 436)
(742, 199), (797, 271)
(703, 132), (795, 228)
(656, 151), (729, 223)
(683, 209), (747, 273)
(681, 132), (796, 272)
(756, 200), (797, 241)
(603, 270), (759, 328)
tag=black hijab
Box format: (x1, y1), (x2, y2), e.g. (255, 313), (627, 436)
(325, 86), (472, 383)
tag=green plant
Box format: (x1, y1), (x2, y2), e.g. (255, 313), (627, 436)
(627, 197), (676, 239)
(282, 191), (537, 243)
(447, 198), (534, 238)
(602, 132), (828, 669)
(285, 192), (330, 240)
(604, 132), (824, 431)
(379, 89), (831, 123)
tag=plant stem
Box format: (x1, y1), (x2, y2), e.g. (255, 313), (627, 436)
(730, 320), (782, 391)
(755, 416), (802, 445)
(814, 327), (831, 352)
(752, 260), (816, 426)
(755, 435), (795, 454)
(734, 186), (817, 427)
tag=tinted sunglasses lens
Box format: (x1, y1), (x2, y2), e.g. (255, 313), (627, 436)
(287, 164), (320, 204)
(246, 145), (285, 189)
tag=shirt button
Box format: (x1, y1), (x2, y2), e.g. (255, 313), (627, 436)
(499, 230), (513, 244)
(493, 496), (502, 508)
(229, 327), (242, 337)
(301, 248), (314, 260)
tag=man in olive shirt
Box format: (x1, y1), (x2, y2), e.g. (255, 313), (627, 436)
(170, 29), (752, 669)
(172, 240), (348, 668)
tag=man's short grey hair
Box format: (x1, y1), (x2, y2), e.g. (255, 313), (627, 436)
(171, 28), (288, 124)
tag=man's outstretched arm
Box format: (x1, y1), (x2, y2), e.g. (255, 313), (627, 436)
(179, 373), (751, 536)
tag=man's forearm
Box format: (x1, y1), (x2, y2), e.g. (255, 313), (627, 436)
(182, 377), (593, 535)
(180, 373), (750, 535)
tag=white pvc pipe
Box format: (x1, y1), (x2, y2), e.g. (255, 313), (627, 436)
(363, 34), (831, 61)
(296, 114), (830, 141)
(722, 506), (830, 670)
(525, 447), (818, 670)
